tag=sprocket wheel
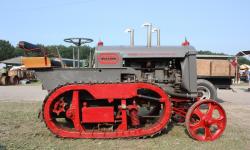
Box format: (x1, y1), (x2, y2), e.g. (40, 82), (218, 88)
(52, 98), (66, 116)
(185, 99), (226, 141)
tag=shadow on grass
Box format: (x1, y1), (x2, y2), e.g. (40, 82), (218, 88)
(184, 128), (193, 139)
(152, 121), (174, 138)
(215, 98), (225, 103)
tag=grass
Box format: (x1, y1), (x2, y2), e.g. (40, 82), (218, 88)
(0, 101), (249, 150)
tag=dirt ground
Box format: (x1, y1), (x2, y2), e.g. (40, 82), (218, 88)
(0, 84), (250, 149)
(0, 85), (47, 101)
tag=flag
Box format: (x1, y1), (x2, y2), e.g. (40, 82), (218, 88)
(182, 37), (190, 46)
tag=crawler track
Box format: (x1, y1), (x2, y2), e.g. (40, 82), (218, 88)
(42, 82), (172, 139)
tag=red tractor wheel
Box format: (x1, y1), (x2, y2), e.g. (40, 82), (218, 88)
(185, 100), (226, 141)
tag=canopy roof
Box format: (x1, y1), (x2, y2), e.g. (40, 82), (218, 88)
(240, 64), (250, 70)
(236, 50), (250, 56)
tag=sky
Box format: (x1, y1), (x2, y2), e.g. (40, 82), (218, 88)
(0, 0), (250, 55)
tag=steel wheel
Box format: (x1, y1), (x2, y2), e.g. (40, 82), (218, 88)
(185, 100), (226, 141)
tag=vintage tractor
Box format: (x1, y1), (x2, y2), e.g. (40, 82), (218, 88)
(0, 64), (20, 85)
(19, 24), (226, 141)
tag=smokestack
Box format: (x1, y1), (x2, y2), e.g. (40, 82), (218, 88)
(142, 22), (152, 48)
(125, 28), (134, 47)
(152, 28), (160, 47)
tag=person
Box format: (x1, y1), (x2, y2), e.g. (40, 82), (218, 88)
(248, 68), (250, 83)
(247, 68), (250, 82)
(248, 68), (250, 91)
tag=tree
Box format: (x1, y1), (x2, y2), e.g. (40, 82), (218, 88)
(13, 47), (25, 57)
(197, 50), (226, 55)
(238, 56), (250, 65)
(0, 40), (15, 61)
(45, 45), (93, 60)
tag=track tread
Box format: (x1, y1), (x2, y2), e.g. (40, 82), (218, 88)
(42, 81), (170, 139)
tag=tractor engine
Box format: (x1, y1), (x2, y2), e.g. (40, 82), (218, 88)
(123, 58), (180, 82)
(94, 46), (197, 98)
(124, 58), (182, 90)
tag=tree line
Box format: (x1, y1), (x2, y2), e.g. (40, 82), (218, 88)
(0, 39), (249, 65)
(0, 40), (94, 61)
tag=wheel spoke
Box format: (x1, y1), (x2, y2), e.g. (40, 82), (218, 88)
(211, 117), (225, 129)
(189, 120), (204, 132)
(204, 127), (212, 140)
(206, 103), (215, 119)
(193, 107), (204, 119)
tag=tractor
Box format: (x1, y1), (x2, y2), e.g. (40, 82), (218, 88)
(18, 24), (226, 141)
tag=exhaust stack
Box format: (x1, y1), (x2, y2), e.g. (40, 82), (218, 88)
(152, 28), (160, 47)
(142, 22), (152, 48)
(125, 28), (134, 47)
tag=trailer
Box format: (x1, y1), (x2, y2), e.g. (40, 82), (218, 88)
(196, 55), (235, 99)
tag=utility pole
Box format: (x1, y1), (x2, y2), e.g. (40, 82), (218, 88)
(72, 47), (75, 68)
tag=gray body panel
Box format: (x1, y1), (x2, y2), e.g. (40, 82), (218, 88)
(36, 68), (138, 91)
(96, 46), (195, 58)
(181, 51), (197, 93)
(95, 46), (195, 68)
(36, 45), (198, 96)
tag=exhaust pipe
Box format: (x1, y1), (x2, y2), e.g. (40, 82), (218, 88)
(125, 28), (134, 47)
(152, 28), (160, 47)
(142, 22), (152, 48)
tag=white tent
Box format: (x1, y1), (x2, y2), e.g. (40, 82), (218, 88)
(240, 64), (250, 70)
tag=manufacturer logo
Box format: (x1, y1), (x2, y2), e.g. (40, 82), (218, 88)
(97, 53), (120, 64)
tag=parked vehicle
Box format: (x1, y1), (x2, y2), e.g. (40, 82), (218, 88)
(0, 63), (36, 85)
(196, 55), (235, 99)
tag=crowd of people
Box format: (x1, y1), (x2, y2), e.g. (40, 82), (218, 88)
(239, 65), (250, 82)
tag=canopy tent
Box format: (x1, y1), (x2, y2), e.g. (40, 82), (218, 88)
(236, 50), (250, 56)
(240, 64), (250, 70)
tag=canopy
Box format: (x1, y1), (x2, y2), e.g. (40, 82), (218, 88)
(236, 50), (250, 56)
(240, 64), (250, 70)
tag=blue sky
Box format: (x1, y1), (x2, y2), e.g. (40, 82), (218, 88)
(0, 0), (250, 55)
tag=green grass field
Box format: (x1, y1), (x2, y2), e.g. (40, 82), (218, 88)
(0, 101), (249, 150)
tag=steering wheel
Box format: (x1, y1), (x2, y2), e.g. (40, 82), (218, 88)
(64, 38), (93, 46)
